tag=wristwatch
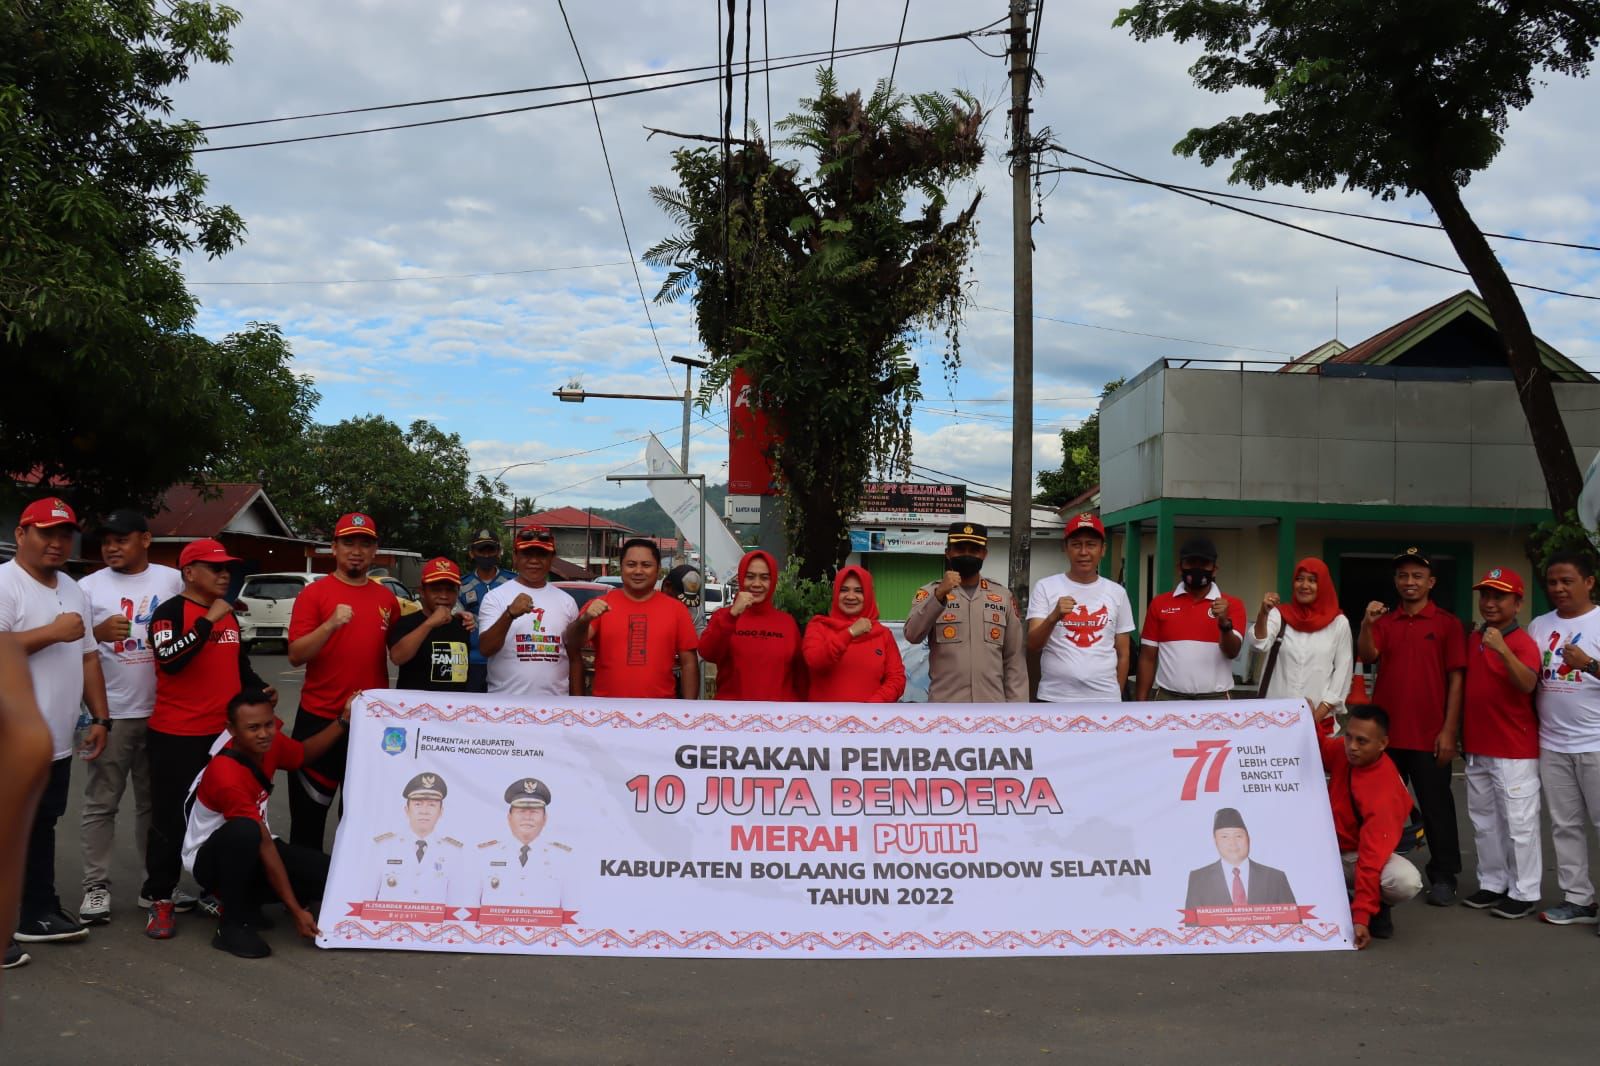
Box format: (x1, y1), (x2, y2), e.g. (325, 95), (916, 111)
(91, 718), (112, 731)
(1584, 660), (1600, 679)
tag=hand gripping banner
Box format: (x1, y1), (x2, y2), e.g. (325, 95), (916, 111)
(318, 693), (1355, 957)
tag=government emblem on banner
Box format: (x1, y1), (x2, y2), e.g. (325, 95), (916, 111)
(381, 727), (407, 755)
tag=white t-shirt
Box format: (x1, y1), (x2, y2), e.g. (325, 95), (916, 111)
(0, 560), (98, 759)
(1529, 607), (1600, 753)
(79, 564), (183, 720)
(1027, 573), (1135, 702)
(479, 580), (580, 697)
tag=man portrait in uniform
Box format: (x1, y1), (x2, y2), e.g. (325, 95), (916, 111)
(372, 772), (463, 904)
(1184, 807), (1296, 911)
(477, 777), (573, 911)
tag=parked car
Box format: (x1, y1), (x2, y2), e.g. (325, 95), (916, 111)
(702, 583), (727, 614)
(377, 575), (422, 616)
(236, 572), (316, 651)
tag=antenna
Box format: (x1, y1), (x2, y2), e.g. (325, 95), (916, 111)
(1335, 286), (1340, 341)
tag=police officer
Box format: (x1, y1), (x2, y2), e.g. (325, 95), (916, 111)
(458, 529), (514, 691)
(477, 777), (573, 908)
(902, 522), (1027, 703)
(372, 772), (463, 902)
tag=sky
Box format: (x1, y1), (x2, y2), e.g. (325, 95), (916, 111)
(171, 0), (1600, 513)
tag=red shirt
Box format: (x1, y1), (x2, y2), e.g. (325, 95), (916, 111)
(1318, 734), (1413, 926)
(289, 576), (399, 718)
(802, 621), (906, 703)
(1368, 601), (1466, 751)
(1464, 626), (1540, 759)
(698, 605), (804, 701)
(149, 597), (264, 736)
(588, 590), (699, 698)
(198, 732), (306, 823)
(1138, 585), (1246, 695)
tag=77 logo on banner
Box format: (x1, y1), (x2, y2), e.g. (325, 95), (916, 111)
(1172, 739), (1232, 801)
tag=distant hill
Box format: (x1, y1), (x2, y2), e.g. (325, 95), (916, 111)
(592, 483), (729, 538)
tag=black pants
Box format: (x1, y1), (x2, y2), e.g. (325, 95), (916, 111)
(1388, 746), (1462, 884)
(193, 818), (329, 928)
(466, 662), (489, 693)
(21, 757), (73, 922)
(142, 729), (220, 901)
(288, 709), (348, 852)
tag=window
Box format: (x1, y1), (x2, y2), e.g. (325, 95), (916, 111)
(242, 578), (307, 601)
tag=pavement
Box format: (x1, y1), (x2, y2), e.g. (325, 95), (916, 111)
(5, 655), (1600, 1064)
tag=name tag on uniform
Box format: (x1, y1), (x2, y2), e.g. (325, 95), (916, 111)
(386, 859), (403, 865)
(490, 861), (507, 867)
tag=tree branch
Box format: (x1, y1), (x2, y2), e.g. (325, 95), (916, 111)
(644, 126), (758, 146)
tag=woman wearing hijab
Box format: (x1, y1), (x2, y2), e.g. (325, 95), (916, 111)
(803, 566), (906, 703)
(699, 550), (803, 701)
(1252, 558), (1353, 732)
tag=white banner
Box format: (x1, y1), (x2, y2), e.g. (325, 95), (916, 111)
(318, 693), (1354, 958)
(645, 434), (746, 581)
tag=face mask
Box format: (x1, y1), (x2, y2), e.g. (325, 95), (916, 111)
(1182, 567), (1213, 591)
(949, 555), (983, 580)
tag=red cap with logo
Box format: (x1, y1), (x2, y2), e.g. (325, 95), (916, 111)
(420, 557), (463, 585)
(179, 538), (240, 567)
(1472, 566), (1524, 597)
(1064, 511), (1105, 539)
(514, 524), (556, 551)
(19, 497), (79, 530)
(334, 512), (378, 539)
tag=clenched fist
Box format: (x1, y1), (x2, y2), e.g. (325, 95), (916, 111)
(1260, 592), (1280, 612)
(427, 605), (453, 628)
(730, 591), (757, 618)
(51, 612), (85, 644)
(1209, 599), (1230, 620)
(1482, 626), (1507, 654)
(583, 598), (610, 621)
(1364, 601), (1388, 625)
(94, 614), (132, 643)
(936, 570), (961, 599)
(508, 592), (534, 618)
(848, 617), (872, 638)
(1056, 596), (1077, 618)
(329, 603), (355, 629)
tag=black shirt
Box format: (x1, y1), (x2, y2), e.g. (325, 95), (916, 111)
(386, 612), (480, 692)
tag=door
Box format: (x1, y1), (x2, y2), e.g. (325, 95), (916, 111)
(863, 554), (945, 622)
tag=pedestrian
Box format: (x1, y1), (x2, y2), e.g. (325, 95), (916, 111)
(698, 550), (804, 701)
(803, 566), (906, 703)
(662, 563), (707, 632)
(388, 558), (478, 693)
(0, 498), (108, 950)
(1027, 513), (1135, 702)
(565, 538), (700, 699)
(1357, 546), (1467, 906)
(1, 639), (53, 970)
(286, 512), (398, 851)
(1458, 567), (1542, 919)
(1527, 551), (1600, 929)
(1250, 557), (1353, 732)
(903, 523), (1026, 703)
(1134, 537), (1245, 701)
(182, 689), (348, 959)
(478, 526), (580, 697)
(457, 528), (514, 691)
(143, 538), (274, 939)
(1318, 704), (1424, 949)
(75, 508), (182, 926)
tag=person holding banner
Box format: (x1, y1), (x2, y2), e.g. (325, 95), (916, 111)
(804, 566), (906, 703)
(1251, 558), (1352, 734)
(566, 539), (699, 700)
(478, 777), (573, 909)
(698, 550), (803, 701)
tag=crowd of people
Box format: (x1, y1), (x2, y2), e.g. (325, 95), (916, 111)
(3, 495), (1599, 966)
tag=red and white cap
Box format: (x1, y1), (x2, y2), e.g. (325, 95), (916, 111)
(179, 538), (239, 567)
(19, 497), (79, 530)
(1064, 512), (1105, 539)
(420, 557), (463, 585)
(1472, 566), (1524, 596)
(334, 512), (378, 539)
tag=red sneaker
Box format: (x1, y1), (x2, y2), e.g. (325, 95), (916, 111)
(144, 900), (176, 940)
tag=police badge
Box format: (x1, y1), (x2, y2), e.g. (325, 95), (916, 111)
(381, 727), (407, 756)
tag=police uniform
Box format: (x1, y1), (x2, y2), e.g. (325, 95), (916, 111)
(478, 777), (574, 908)
(459, 529), (515, 689)
(373, 772), (463, 902)
(902, 522), (1028, 703)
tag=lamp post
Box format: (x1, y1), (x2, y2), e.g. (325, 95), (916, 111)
(491, 460), (547, 536)
(553, 354), (710, 475)
(608, 472), (705, 629)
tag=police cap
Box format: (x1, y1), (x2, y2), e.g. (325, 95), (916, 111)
(946, 522), (987, 546)
(403, 772), (447, 801)
(505, 777), (551, 808)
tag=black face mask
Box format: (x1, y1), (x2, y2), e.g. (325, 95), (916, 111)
(949, 555), (983, 580)
(1182, 567), (1214, 591)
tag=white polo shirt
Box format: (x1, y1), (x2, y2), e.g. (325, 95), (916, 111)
(0, 561), (97, 759)
(1139, 582), (1246, 696)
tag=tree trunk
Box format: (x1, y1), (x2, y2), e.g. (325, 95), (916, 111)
(1421, 178), (1583, 518)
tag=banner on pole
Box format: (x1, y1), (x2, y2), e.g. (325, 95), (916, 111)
(644, 434), (745, 582)
(319, 693), (1354, 958)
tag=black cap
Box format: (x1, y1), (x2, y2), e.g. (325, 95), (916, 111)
(101, 509), (149, 535)
(946, 522), (988, 546)
(1393, 546), (1432, 570)
(470, 528), (500, 549)
(402, 772), (447, 801)
(504, 777), (551, 808)
(1178, 536), (1218, 563)
(1213, 807), (1247, 832)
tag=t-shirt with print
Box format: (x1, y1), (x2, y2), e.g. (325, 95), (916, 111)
(80, 564), (183, 719)
(182, 728), (304, 873)
(1463, 625), (1540, 759)
(0, 560), (97, 759)
(1028, 574), (1135, 702)
(388, 611), (474, 692)
(478, 580), (580, 697)
(1529, 606), (1600, 753)
(288, 576), (399, 718)
(588, 589), (699, 699)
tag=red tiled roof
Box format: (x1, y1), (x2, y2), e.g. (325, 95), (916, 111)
(149, 483), (288, 538)
(1280, 292), (1462, 371)
(506, 506), (634, 532)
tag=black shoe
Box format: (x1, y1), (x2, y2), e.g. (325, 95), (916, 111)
(241, 907), (277, 932)
(213, 923), (271, 959)
(1491, 898), (1538, 920)
(1462, 889), (1505, 910)
(1394, 821), (1426, 855)
(3, 941), (29, 969)
(1368, 904), (1394, 939)
(13, 909), (89, 943)
(1425, 882), (1458, 907)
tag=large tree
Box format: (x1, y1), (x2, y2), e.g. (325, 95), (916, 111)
(1036, 378), (1124, 508)
(645, 72), (984, 579)
(1116, 0), (1600, 517)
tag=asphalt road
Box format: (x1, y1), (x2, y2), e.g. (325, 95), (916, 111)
(5, 655), (1600, 1064)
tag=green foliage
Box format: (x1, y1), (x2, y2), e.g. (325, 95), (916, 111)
(1035, 378), (1124, 508)
(644, 71), (984, 579)
(770, 556), (836, 630)
(1527, 511), (1600, 582)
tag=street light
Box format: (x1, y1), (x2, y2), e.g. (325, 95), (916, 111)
(553, 354), (711, 473)
(608, 472), (706, 630)
(491, 460), (546, 532)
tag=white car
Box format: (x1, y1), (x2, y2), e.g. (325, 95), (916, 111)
(235, 572), (317, 651)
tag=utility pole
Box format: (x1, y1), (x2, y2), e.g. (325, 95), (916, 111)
(1006, 0), (1035, 606)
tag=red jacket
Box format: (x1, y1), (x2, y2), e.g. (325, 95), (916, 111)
(803, 566), (906, 703)
(1319, 733), (1412, 926)
(699, 551), (804, 701)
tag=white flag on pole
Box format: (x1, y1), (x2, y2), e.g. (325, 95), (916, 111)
(644, 435), (745, 581)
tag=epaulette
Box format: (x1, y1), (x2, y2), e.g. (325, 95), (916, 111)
(549, 841), (572, 853)
(373, 831), (396, 843)
(440, 836), (463, 848)
(478, 839), (499, 849)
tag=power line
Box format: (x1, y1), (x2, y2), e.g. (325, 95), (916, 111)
(556, 0), (675, 389)
(188, 259), (629, 287)
(829, 0), (839, 72)
(761, 0), (771, 136)
(908, 462), (1011, 496)
(472, 408), (731, 477)
(887, 0), (911, 94)
(534, 419), (727, 498)
(971, 303), (1297, 356)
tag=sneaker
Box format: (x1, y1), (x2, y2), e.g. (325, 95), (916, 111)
(1368, 903), (1394, 940)
(213, 924), (271, 959)
(79, 886), (112, 925)
(139, 889), (199, 913)
(3, 941), (29, 969)
(1491, 898), (1538, 920)
(1462, 889), (1505, 910)
(14, 909), (89, 943)
(1426, 881), (1458, 907)
(1540, 901), (1600, 925)
(192, 892), (221, 919)
(144, 900), (177, 940)
(1394, 821), (1426, 855)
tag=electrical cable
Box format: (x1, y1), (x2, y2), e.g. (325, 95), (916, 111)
(888, 0), (911, 95)
(971, 303), (1296, 356)
(829, 0), (839, 73)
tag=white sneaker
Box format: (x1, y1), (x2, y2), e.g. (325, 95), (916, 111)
(79, 886), (112, 925)
(140, 888), (199, 913)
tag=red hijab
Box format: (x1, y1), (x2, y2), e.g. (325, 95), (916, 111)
(811, 565), (883, 634)
(1278, 558), (1340, 633)
(735, 550), (780, 616)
